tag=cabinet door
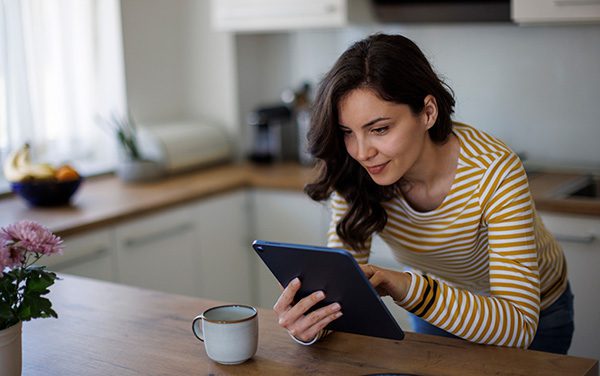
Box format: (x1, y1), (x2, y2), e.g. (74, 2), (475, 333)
(43, 229), (116, 282)
(512, 0), (600, 23)
(539, 211), (600, 360)
(250, 189), (330, 308)
(211, 0), (348, 32)
(115, 206), (199, 297)
(193, 191), (253, 305)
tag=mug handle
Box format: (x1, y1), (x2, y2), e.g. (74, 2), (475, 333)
(192, 315), (204, 342)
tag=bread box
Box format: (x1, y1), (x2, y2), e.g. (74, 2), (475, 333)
(137, 122), (233, 174)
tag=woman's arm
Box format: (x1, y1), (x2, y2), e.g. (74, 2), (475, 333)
(365, 153), (541, 348)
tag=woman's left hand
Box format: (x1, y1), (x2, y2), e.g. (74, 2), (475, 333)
(359, 264), (412, 302)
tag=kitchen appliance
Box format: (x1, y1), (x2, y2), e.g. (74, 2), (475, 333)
(247, 104), (291, 163)
(137, 122), (232, 174)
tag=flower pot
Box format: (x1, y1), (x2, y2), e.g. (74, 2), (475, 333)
(0, 321), (22, 376)
(116, 159), (164, 183)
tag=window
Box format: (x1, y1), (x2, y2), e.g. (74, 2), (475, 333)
(0, 0), (127, 189)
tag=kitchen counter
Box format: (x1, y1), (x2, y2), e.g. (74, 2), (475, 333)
(0, 162), (598, 237)
(22, 274), (599, 375)
(0, 163), (317, 237)
(528, 172), (600, 216)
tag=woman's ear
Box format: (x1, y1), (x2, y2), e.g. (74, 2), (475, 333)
(422, 95), (438, 130)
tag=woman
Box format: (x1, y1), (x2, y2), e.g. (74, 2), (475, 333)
(273, 33), (573, 354)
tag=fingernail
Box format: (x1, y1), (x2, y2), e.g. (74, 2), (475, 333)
(336, 312), (343, 318)
(292, 278), (300, 286)
(316, 291), (325, 299)
(332, 303), (341, 311)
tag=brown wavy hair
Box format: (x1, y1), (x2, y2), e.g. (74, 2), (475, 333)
(305, 33), (455, 251)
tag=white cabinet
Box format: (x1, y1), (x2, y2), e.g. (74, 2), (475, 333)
(539, 211), (600, 360)
(115, 206), (200, 297)
(192, 191), (254, 305)
(211, 0), (350, 32)
(249, 189), (330, 308)
(512, 0), (600, 24)
(44, 229), (117, 282)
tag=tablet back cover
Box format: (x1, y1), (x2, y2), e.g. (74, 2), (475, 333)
(253, 240), (404, 341)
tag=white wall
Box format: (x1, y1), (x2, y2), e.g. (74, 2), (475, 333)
(237, 24), (600, 167)
(120, 0), (240, 150)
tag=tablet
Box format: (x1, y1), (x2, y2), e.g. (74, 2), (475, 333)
(252, 240), (404, 341)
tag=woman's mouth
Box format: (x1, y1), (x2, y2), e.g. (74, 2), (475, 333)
(365, 162), (389, 175)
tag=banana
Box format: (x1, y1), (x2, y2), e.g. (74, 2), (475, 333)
(3, 145), (28, 182)
(2, 144), (57, 181)
(21, 162), (56, 180)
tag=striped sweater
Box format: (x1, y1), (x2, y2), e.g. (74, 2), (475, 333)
(327, 123), (567, 348)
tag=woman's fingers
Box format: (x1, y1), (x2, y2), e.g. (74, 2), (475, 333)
(364, 266), (412, 301)
(363, 265), (392, 297)
(368, 267), (385, 288)
(273, 278), (345, 342)
(273, 277), (301, 314)
(287, 303), (343, 342)
(278, 290), (326, 328)
(359, 263), (375, 277)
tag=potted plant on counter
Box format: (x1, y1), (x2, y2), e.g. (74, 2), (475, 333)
(0, 220), (63, 376)
(101, 114), (164, 183)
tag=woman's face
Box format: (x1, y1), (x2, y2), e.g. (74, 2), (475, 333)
(338, 88), (434, 186)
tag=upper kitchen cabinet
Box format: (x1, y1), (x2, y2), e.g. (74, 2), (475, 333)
(210, 0), (373, 33)
(512, 0), (600, 24)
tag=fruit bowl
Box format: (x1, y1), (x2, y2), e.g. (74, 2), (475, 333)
(11, 178), (83, 207)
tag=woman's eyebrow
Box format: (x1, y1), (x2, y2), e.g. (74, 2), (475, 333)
(361, 117), (390, 128)
(339, 117), (390, 129)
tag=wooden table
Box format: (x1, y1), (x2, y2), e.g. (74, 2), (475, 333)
(23, 275), (598, 376)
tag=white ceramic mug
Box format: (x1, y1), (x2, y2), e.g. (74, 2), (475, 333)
(192, 304), (258, 365)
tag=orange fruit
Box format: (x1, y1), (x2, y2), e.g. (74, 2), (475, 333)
(55, 165), (80, 181)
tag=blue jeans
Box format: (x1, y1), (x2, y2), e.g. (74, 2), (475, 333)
(410, 283), (574, 354)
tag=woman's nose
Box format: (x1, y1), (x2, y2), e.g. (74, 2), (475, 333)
(356, 138), (376, 161)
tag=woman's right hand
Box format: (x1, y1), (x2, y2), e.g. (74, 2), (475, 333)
(273, 277), (343, 342)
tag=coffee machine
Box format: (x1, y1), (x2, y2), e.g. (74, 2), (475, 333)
(247, 104), (291, 163)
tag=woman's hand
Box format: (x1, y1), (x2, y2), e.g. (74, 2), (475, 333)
(359, 264), (411, 302)
(273, 277), (343, 342)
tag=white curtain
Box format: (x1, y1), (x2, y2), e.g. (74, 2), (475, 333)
(0, 0), (126, 172)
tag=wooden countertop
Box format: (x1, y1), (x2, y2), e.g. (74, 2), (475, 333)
(22, 275), (599, 376)
(0, 163), (317, 237)
(0, 162), (598, 237)
(528, 172), (600, 216)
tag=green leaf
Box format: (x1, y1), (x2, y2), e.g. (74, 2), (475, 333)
(0, 273), (18, 301)
(24, 270), (55, 294)
(0, 300), (13, 320)
(17, 301), (32, 321)
(21, 295), (54, 321)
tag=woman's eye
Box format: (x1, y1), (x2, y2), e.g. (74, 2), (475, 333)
(340, 128), (352, 136)
(372, 127), (388, 135)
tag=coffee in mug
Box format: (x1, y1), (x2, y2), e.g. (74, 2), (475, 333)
(192, 304), (258, 365)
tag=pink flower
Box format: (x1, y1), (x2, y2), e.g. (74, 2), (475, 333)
(0, 242), (23, 272)
(0, 220), (64, 258)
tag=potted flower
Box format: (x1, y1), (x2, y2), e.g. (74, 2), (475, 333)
(100, 113), (164, 183)
(0, 220), (63, 376)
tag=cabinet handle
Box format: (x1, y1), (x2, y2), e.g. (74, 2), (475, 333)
(49, 247), (109, 270)
(554, 0), (600, 5)
(124, 223), (194, 249)
(554, 234), (596, 244)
